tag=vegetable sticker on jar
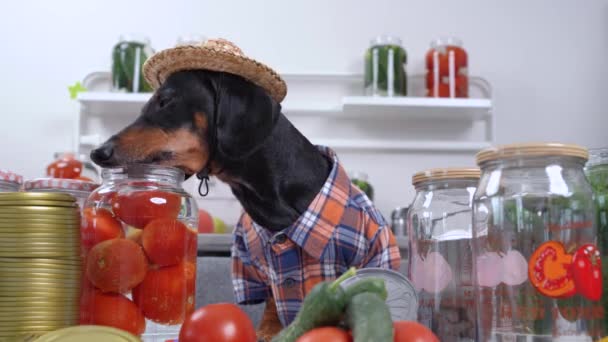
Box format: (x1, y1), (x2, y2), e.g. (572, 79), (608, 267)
(425, 37), (468, 98)
(364, 35), (407, 97)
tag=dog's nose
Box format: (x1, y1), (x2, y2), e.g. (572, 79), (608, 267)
(90, 143), (114, 165)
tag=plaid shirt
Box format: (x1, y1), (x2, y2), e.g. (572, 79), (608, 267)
(231, 146), (401, 326)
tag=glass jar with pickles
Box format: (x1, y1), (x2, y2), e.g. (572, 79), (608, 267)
(350, 171), (374, 201)
(112, 34), (154, 93)
(364, 35), (407, 97)
(586, 147), (608, 331)
(80, 165), (198, 340)
(473, 143), (604, 341)
(426, 37), (468, 98)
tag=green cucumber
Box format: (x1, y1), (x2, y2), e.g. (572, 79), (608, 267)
(344, 277), (387, 303)
(345, 292), (393, 342)
(272, 267), (356, 342)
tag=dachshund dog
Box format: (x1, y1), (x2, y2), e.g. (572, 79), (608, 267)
(91, 70), (399, 340)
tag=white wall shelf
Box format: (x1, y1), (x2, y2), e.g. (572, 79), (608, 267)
(75, 71), (494, 220)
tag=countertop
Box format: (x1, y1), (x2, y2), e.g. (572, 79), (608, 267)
(198, 233), (409, 255)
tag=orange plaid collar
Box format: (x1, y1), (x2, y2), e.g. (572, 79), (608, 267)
(277, 146), (351, 259)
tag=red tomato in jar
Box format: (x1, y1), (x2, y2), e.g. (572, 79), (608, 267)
(425, 46), (467, 76)
(85, 238), (148, 293)
(112, 190), (182, 228)
(81, 208), (124, 250)
(83, 289), (146, 336)
(142, 218), (197, 266)
(393, 321), (439, 342)
(133, 261), (196, 325)
(297, 327), (352, 342)
(179, 303), (257, 342)
(46, 157), (83, 179)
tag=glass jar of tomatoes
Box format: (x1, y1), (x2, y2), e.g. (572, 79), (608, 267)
(426, 37), (468, 98)
(407, 168), (480, 341)
(473, 143), (604, 341)
(0, 170), (22, 192)
(80, 165), (198, 340)
(364, 35), (407, 97)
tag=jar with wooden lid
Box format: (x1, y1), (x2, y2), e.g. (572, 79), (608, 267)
(408, 168), (480, 341)
(473, 143), (604, 341)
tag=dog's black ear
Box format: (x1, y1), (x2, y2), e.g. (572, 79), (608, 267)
(215, 74), (280, 160)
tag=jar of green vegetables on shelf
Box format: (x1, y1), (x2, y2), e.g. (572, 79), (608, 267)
(350, 171), (374, 201)
(586, 147), (608, 329)
(112, 34), (154, 93)
(364, 35), (407, 97)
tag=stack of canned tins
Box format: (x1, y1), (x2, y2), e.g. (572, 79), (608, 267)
(0, 192), (81, 339)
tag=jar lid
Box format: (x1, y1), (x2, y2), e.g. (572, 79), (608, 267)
(370, 35), (402, 47)
(35, 325), (140, 342)
(430, 36), (463, 48)
(0, 170), (23, 185)
(350, 171), (369, 182)
(587, 147), (608, 168)
(412, 168), (480, 187)
(24, 178), (99, 192)
(476, 143), (589, 165)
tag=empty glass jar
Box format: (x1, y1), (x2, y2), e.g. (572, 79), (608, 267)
(80, 165), (198, 340)
(473, 143), (604, 341)
(408, 168), (480, 341)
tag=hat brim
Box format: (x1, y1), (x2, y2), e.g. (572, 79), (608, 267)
(143, 45), (287, 103)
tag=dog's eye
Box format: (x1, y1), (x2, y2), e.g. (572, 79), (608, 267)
(158, 97), (171, 108)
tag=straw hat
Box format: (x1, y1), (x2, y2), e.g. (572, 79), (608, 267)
(143, 38), (287, 103)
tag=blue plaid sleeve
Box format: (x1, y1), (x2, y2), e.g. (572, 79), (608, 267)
(231, 217), (271, 305)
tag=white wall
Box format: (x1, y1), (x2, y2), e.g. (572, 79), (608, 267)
(1, 0), (607, 219)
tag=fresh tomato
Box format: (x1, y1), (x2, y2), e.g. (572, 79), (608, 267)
(84, 289), (146, 336)
(179, 303), (257, 342)
(46, 156), (83, 179)
(142, 218), (197, 266)
(393, 321), (439, 342)
(528, 241), (576, 299)
(573, 244), (603, 301)
(85, 238), (148, 293)
(133, 262), (196, 324)
(297, 327), (352, 342)
(197, 208), (214, 234)
(81, 208), (124, 251)
(112, 190), (182, 228)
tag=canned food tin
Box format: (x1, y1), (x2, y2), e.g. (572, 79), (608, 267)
(340, 267), (418, 321)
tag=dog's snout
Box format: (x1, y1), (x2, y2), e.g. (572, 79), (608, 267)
(91, 143), (115, 165)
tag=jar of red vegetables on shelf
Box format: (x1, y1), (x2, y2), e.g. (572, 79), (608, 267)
(80, 165), (198, 340)
(0, 170), (22, 192)
(473, 143), (604, 341)
(426, 37), (468, 98)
